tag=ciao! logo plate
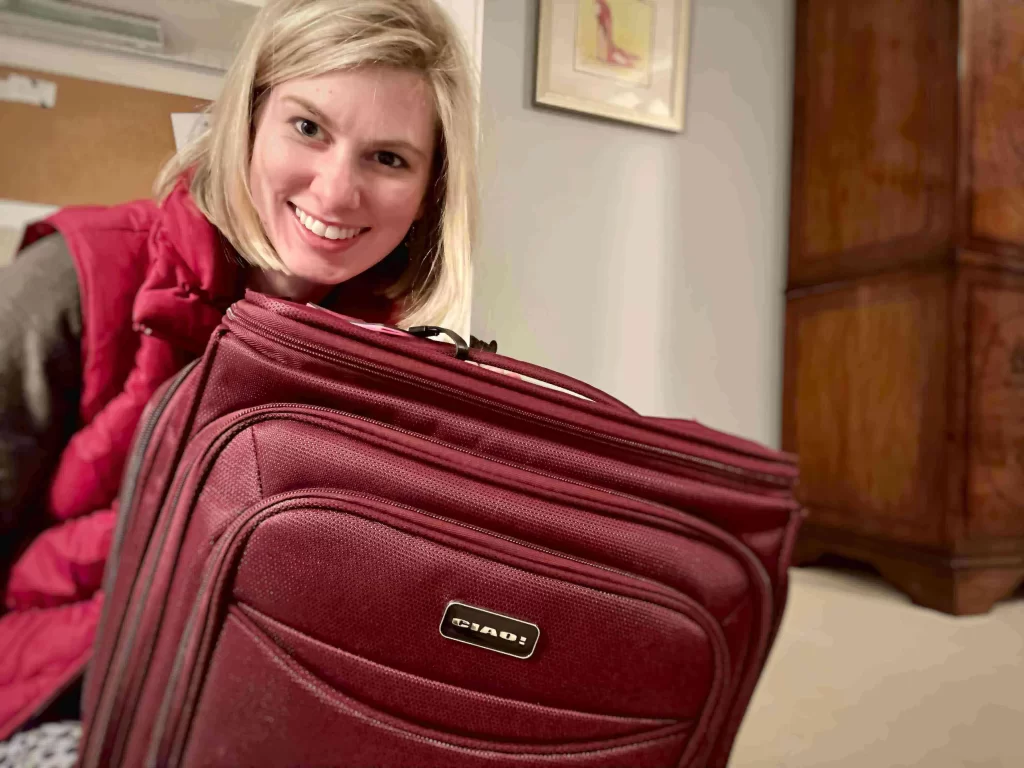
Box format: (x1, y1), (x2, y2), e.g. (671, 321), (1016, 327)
(439, 601), (540, 659)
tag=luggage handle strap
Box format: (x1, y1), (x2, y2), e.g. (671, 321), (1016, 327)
(407, 326), (635, 414)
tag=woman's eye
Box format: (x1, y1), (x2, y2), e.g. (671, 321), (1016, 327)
(294, 119), (322, 139)
(375, 151), (405, 169)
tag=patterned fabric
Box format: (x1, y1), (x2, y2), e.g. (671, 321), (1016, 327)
(0, 722), (80, 768)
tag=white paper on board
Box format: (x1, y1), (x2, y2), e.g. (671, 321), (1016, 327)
(0, 73), (57, 108)
(170, 112), (210, 150)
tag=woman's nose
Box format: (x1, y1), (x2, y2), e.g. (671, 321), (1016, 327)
(309, 156), (362, 212)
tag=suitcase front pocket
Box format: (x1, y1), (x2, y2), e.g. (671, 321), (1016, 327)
(233, 600), (686, 744)
(181, 607), (693, 767)
(155, 492), (728, 766)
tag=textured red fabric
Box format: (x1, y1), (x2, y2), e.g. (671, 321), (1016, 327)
(0, 594), (103, 740)
(46, 335), (191, 521)
(80, 294), (802, 768)
(5, 509), (116, 611)
(0, 181), (241, 740)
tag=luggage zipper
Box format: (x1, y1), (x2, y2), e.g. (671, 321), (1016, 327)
(172, 402), (764, 612)
(81, 359), (200, 768)
(172, 402), (787, 584)
(106, 359), (202, 593)
(226, 307), (793, 490)
(369, 408), (794, 519)
(260, 403), (777, 637)
(151, 489), (729, 767)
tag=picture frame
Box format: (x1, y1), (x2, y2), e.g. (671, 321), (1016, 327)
(534, 0), (692, 133)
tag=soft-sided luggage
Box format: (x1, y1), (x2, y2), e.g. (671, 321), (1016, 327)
(78, 291), (801, 767)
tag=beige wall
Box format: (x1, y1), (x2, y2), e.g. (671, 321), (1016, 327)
(472, 0), (794, 447)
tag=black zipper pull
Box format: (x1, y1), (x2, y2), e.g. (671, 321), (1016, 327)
(407, 326), (471, 360)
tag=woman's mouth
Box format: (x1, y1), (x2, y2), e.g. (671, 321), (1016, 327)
(289, 203), (368, 243)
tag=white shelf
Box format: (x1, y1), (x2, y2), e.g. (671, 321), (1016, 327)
(0, 0), (262, 98)
(0, 32), (224, 98)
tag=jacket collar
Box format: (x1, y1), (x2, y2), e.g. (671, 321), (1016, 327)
(132, 180), (244, 354)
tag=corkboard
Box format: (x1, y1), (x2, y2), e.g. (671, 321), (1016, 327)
(0, 66), (210, 207)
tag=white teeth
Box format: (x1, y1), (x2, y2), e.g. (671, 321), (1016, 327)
(291, 205), (362, 241)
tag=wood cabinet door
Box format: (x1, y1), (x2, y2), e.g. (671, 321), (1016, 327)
(950, 266), (1024, 544)
(787, 0), (958, 288)
(783, 270), (951, 546)
(960, 0), (1024, 262)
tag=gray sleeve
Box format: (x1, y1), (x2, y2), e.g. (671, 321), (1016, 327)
(0, 232), (83, 574)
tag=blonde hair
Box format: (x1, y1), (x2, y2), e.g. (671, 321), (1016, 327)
(155, 0), (477, 332)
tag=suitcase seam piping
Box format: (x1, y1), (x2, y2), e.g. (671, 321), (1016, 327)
(250, 426), (264, 498)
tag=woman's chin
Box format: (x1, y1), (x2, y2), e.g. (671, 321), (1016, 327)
(285, 263), (359, 288)
(282, 246), (371, 286)
(280, 248), (387, 289)
(251, 264), (327, 303)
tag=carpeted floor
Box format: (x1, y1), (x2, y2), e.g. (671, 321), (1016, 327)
(730, 566), (1024, 767)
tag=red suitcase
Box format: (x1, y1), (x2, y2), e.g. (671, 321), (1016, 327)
(78, 291), (801, 768)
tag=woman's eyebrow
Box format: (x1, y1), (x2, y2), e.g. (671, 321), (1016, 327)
(282, 95), (334, 129)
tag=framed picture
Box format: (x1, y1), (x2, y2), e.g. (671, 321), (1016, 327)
(535, 0), (692, 132)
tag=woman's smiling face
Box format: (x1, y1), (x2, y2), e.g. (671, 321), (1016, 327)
(248, 66), (438, 302)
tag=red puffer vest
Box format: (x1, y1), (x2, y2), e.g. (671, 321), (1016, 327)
(0, 181), (243, 740)
(0, 181), (400, 739)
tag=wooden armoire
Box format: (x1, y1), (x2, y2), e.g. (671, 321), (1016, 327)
(783, 0), (1024, 615)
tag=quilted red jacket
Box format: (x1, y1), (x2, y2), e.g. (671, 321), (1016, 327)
(0, 181), (243, 740)
(0, 180), (401, 740)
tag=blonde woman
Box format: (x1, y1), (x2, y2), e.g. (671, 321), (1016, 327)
(0, 0), (477, 750)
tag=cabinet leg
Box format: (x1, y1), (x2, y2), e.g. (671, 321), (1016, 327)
(873, 562), (1024, 616)
(793, 523), (1024, 615)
